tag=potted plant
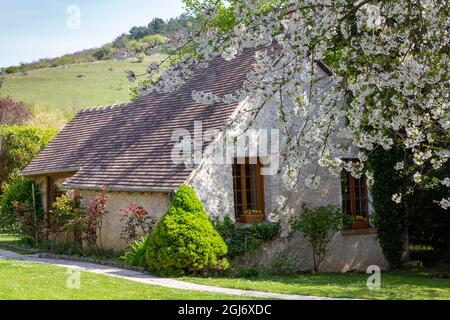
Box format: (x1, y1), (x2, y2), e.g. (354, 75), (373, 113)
(241, 209), (265, 223)
(352, 215), (369, 229)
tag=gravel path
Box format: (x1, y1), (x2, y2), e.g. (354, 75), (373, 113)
(0, 248), (339, 300)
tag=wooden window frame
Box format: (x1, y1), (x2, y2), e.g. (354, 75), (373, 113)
(341, 159), (369, 229)
(232, 158), (265, 221)
(45, 174), (71, 213)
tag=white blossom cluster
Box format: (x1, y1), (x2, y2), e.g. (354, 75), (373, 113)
(135, 0), (450, 209)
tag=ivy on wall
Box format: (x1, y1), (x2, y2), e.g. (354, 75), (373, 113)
(214, 217), (280, 258)
(367, 147), (408, 268)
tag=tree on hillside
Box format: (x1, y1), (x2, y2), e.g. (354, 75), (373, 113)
(112, 34), (130, 49)
(0, 97), (31, 125)
(131, 0), (449, 211)
(148, 17), (165, 34)
(129, 26), (149, 40)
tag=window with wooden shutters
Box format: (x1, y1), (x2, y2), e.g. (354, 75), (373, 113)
(341, 161), (369, 229)
(232, 158), (265, 221)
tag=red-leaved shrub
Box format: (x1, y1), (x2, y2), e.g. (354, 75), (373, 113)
(82, 189), (109, 248)
(0, 96), (31, 125)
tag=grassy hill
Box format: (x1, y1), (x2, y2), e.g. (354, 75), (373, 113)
(0, 54), (164, 118)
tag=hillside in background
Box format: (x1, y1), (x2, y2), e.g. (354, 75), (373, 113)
(0, 14), (200, 124)
(0, 55), (164, 119)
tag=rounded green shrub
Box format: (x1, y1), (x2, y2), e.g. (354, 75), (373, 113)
(145, 184), (228, 276)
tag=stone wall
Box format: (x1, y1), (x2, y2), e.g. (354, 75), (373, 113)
(31, 174), (170, 252)
(79, 190), (170, 251)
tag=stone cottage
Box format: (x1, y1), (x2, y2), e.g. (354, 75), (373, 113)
(22, 48), (388, 272)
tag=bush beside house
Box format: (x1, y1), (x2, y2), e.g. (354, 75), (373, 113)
(0, 177), (43, 237)
(0, 125), (56, 235)
(145, 184), (229, 276)
(291, 205), (348, 273)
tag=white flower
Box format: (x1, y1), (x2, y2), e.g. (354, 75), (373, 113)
(222, 46), (238, 61)
(357, 151), (368, 162)
(439, 198), (450, 210)
(191, 90), (218, 105)
(380, 136), (394, 150)
(413, 172), (422, 184)
(441, 178), (450, 187)
(366, 171), (374, 187)
(305, 175), (321, 190)
(394, 161), (405, 171)
(234, 23), (246, 36)
(268, 211), (280, 222)
(392, 193), (402, 204)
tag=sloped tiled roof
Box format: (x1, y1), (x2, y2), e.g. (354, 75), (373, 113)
(22, 49), (257, 192)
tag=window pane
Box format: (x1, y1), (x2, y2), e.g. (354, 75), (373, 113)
(341, 171), (351, 215)
(236, 192), (242, 204)
(354, 176), (368, 217)
(232, 159), (264, 217)
(341, 160), (369, 229)
(235, 177), (241, 190)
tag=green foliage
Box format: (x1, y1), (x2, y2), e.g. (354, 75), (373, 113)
(51, 195), (75, 229)
(367, 146), (450, 267)
(3, 48), (98, 74)
(0, 125), (56, 188)
(184, 0), (237, 33)
(0, 177), (43, 233)
(291, 205), (347, 273)
(145, 184), (228, 276)
(37, 238), (121, 259)
(93, 46), (113, 60)
(232, 251), (301, 278)
(39, 239), (84, 256)
(50, 193), (85, 243)
(127, 40), (145, 53)
(4, 66), (18, 74)
(140, 34), (167, 45)
(214, 217), (280, 258)
(121, 236), (149, 268)
(367, 147), (408, 268)
(269, 251), (301, 275)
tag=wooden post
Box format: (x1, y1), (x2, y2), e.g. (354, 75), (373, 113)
(31, 182), (38, 241)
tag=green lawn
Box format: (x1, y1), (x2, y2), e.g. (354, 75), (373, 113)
(0, 234), (36, 254)
(0, 258), (252, 300)
(181, 271), (450, 300)
(0, 234), (21, 243)
(0, 55), (163, 117)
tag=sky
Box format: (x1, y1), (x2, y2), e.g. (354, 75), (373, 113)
(0, 0), (185, 68)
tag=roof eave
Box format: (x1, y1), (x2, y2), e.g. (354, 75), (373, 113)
(21, 167), (80, 177)
(62, 182), (176, 194)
